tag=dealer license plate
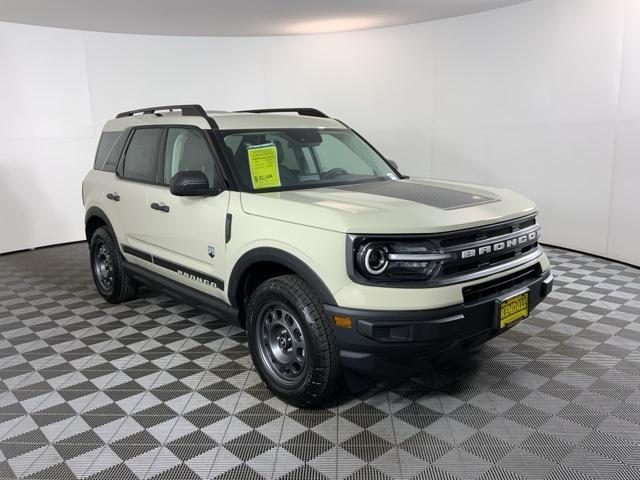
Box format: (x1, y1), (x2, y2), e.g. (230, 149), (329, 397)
(499, 291), (529, 329)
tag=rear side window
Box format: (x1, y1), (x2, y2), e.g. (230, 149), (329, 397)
(94, 132), (123, 172)
(122, 128), (162, 182)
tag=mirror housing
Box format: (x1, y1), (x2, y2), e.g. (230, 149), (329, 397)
(170, 171), (223, 197)
(387, 159), (399, 170)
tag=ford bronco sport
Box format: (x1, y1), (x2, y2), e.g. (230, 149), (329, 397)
(83, 104), (553, 406)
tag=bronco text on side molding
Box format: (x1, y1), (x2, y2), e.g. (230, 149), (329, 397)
(83, 104), (553, 407)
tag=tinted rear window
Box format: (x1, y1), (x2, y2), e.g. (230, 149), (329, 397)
(122, 128), (162, 182)
(94, 132), (120, 172)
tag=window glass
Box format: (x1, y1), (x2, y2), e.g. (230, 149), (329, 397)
(313, 134), (373, 175)
(221, 129), (395, 191)
(103, 133), (128, 173)
(300, 149), (318, 174)
(122, 129), (162, 182)
(223, 135), (242, 157)
(163, 128), (216, 187)
(264, 133), (298, 170)
(94, 132), (119, 171)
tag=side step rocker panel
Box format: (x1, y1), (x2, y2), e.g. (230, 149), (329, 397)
(122, 261), (240, 326)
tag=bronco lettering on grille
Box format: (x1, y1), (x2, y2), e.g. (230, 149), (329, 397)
(460, 230), (539, 260)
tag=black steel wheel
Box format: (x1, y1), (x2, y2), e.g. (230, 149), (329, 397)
(255, 303), (308, 387)
(89, 227), (137, 303)
(92, 241), (115, 294)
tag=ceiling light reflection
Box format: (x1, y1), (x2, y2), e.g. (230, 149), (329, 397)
(286, 17), (384, 34)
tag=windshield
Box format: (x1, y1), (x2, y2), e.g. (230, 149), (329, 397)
(220, 128), (398, 192)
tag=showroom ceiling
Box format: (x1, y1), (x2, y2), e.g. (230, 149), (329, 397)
(0, 0), (530, 36)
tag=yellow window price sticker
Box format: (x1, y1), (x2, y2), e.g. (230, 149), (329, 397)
(248, 144), (281, 189)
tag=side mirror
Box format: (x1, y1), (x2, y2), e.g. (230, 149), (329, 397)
(170, 171), (223, 197)
(387, 159), (399, 171)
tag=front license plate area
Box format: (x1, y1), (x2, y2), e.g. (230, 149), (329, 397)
(498, 291), (529, 329)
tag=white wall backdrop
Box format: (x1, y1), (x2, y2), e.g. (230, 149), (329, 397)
(1, 0), (638, 265)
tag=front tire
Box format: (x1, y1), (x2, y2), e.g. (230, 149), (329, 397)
(89, 227), (137, 303)
(247, 274), (342, 407)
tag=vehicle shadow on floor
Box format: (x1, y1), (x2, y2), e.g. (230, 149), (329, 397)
(329, 347), (487, 409)
(133, 285), (490, 412)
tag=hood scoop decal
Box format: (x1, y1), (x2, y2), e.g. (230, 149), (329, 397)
(335, 181), (499, 210)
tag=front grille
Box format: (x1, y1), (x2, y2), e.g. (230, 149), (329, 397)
(347, 213), (542, 288)
(439, 216), (536, 249)
(441, 242), (538, 276)
(462, 264), (541, 303)
(434, 214), (540, 281)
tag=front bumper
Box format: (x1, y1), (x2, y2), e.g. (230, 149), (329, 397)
(325, 265), (553, 382)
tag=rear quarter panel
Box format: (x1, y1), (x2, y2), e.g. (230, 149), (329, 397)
(83, 169), (125, 239)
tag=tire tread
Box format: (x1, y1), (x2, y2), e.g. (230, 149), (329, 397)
(247, 274), (342, 406)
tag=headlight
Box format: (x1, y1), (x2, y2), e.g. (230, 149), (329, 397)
(357, 243), (389, 275)
(354, 239), (452, 282)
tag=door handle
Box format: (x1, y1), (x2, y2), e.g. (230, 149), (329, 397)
(106, 192), (120, 201)
(150, 202), (170, 213)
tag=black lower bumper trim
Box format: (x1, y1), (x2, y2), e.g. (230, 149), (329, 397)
(325, 268), (553, 382)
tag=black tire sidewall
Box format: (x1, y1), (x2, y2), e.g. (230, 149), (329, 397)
(247, 278), (334, 405)
(89, 227), (125, 302)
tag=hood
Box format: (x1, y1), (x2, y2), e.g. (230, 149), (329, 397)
(240, 178), (537, 234)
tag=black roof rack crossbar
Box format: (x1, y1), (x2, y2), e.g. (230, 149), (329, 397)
(235, 108), (329, 118)
(115, 104), (208, 119)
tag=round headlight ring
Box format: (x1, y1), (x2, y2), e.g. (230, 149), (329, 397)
(362, 244), (389, 275)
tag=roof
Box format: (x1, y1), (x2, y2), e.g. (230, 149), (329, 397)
(209, 112), (344, 130)
(103, 113), (212, 132)
(103, 107), (346, 132)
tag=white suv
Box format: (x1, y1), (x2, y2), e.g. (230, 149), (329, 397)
(83, 105), (553, 406)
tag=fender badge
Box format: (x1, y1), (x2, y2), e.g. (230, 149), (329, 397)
(208, 246), (215, 258)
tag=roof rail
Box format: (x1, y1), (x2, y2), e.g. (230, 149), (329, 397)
(235, 108), (329, 118)
(115, 104), (208, 119)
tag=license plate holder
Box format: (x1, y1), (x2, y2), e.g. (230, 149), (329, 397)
(496, 290), (530, 330)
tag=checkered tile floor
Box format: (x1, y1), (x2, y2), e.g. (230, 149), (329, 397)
(0, 244), (638, 479)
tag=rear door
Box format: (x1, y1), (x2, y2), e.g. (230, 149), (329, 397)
(112, 126), (165, 263)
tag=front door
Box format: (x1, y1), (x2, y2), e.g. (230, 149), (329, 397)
(118, 126), (229, 301)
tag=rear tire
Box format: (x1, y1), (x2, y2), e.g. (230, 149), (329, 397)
(247, 274), (342, 407)
(89, 227), (137, 303)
